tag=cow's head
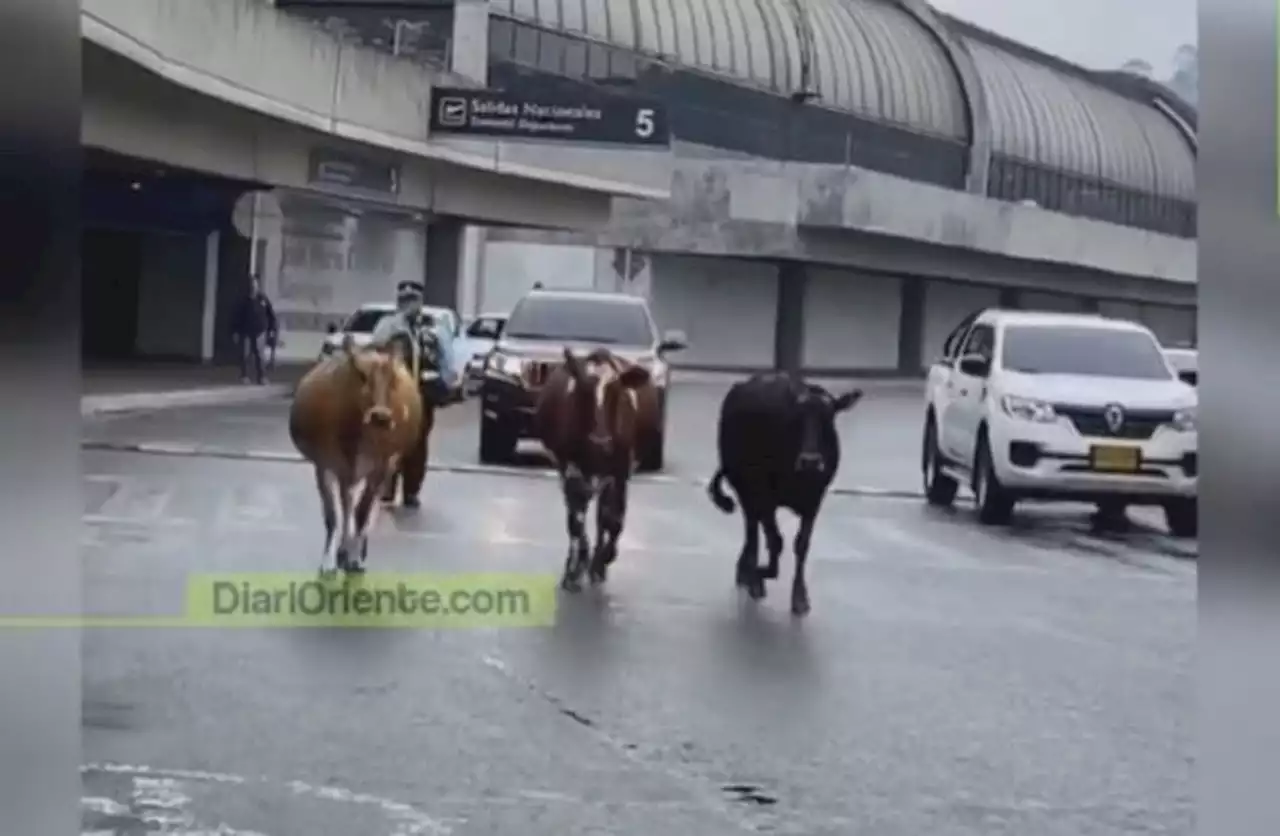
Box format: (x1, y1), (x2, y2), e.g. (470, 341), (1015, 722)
(794, 384), (862, 473)
(342, 334), (401, 429)
(561, 347), (651, 462)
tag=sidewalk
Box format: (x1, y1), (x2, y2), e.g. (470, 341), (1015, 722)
(82, 361), (307, 416)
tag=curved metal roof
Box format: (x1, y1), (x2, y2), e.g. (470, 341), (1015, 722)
(489, 0), (969, 140)
(963, 37), (1195, 200)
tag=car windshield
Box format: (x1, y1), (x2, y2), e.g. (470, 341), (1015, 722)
(504, 296), (654, 346)
(344, 308), (393, 333)
(467, 317), (504, 339)
(1001, 325), (1173, 379)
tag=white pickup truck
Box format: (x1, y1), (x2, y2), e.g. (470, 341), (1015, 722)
(920, 309), (1198, 536)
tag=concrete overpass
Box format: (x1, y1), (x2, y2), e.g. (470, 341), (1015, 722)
(82, 0), (1197, 374)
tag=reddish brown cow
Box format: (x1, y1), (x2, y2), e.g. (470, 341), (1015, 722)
(289, 336), (423, 574)
(534, 347), (658, 591)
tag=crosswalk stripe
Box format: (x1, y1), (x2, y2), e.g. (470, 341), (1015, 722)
(92, 477), (178, 524)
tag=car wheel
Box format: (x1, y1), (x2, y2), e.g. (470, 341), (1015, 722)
(1163, 497), (1197, 538)
(479, 416), (515, 464)
(921, 414), (958, 507)
(973, 430), (1015, 526)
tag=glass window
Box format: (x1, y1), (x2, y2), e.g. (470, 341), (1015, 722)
(563, 37), (587, 78)
(960, 324), (995, 361)
(538, 31), (565, 74)
(587, 42), (611, 80)
(940, 314), (977, 360)
(504, 296), (656, 347)
(466, 317), (505, 340)
(513, 23), (539, 65)
(488, 18), (515, 59)
(1000, 324), (1173, 379)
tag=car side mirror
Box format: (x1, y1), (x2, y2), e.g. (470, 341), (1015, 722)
(957, 354), (990, 378)
(1178, 370), (1197, 386)
(658, 329), (688, 354)
(326, 323), (338, 334)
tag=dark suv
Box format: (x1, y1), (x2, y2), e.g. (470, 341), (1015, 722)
(477, 288), (687, 470)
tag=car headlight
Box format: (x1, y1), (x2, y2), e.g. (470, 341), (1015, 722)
(485, 352), (524, 378)
(1171, 406), (1196, 432)
(1001, 395), (1057, 423)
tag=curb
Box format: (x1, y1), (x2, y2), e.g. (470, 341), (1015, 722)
(81, 385), (291, 416)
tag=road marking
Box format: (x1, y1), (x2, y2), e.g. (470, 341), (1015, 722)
(81, 763), (452, 835)
(92, 476), (170, 522)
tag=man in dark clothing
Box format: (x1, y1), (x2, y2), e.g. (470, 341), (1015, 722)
(231, 275), (278, 384)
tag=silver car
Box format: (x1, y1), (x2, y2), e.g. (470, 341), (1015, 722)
(458, 313), (507, 393)
(319, 303), (466, 400)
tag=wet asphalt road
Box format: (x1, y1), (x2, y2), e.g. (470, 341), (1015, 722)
(80, 383), (1196, 835)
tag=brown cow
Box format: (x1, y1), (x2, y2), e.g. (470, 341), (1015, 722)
(289, 335), (423, 575)
(534, 347), (657, 591)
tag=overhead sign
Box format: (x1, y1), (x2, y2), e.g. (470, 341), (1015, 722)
(428, 86), (670, 147)
(307, 148), (401, 195)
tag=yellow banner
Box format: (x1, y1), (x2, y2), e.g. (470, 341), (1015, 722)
(0, 573), (558, 629)
(185, 572), (558, 628)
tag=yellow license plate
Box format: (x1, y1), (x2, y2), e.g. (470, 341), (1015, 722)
(1090, 445), (1140, 472)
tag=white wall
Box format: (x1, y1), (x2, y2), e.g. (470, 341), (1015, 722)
(477, 241), (598, 316)
(647, 254), (777, 369)
(134, 230), (207, 359)
(802, 268), (902, 370)
(921, 280), (1002, 363)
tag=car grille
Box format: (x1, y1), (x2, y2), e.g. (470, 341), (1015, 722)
(1054, 405), (1175, 440)
(523, 361), (557, 388)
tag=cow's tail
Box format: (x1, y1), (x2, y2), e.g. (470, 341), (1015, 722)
(707, 468), (736, 514)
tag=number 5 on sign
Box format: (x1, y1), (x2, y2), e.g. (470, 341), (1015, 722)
(635, 108), (654, 138)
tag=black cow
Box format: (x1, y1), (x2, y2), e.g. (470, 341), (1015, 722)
(707, 373), (863, 615)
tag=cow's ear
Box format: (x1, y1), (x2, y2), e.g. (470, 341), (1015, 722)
(618, 364), (651, 389)
(562, 347), (585, 382)
(831, 388), (863, 413)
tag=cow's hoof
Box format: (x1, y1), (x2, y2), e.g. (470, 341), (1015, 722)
(344, 562), (367, 576)
(747, 576), (767, 600)
(588, 564), (608, 585)
(791, 597), (811, 617)
(560, 575), (582, 593)
(318, 566), (338, 580)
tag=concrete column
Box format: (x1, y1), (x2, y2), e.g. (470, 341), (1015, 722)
(451, 0), (490, 85)
(424, 216), (464, 310)
(896, 278), (925, 375)
(774, 260), (807, 373)
(457, 224), (487, 318)
(998, 287), (1020, 308)
(201, 231), (220, 362)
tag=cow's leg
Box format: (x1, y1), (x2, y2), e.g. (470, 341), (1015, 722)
(760, 508), (784, 581)
(559, 464), (592, 592)
(335, 478), (358, 572)
(589, 476), (627, 584)
(735, 504), (765, 600)
(348, 472), (383, 573)
(791, 510), (818, 616)
(315, 466), (341, 576)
